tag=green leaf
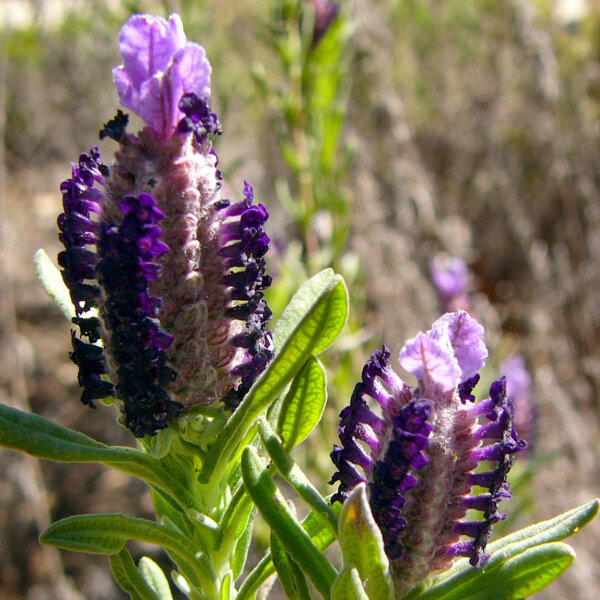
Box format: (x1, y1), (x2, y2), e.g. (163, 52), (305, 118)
(236, 499), (342, 600)
(34, 248), (75, 321)
(40, 513), (196, 557)
(220, 571), (234, 600)
(277, 356), (327, 450)
(0, 404), (202, 513)
(231, 510), (255, 582)
(487, 497), (600, 558)
(241, 446), (337, 599)
(272, 268), (348, 352)
(110, 549), (160, 600)
(402, 499), (600, 600)
(476, 542), (574, 599)
(41, 513), (213, 595)
(420, 497), (600, 596)
(338, 484), (393, 600)
(331, 566), (371, 600)
(198, 269), (348, 486)
(405, 543), (575, 600)
(271, 533), (312, 600)
(258, 417), (338, 534)
(138, 557), (174, 600)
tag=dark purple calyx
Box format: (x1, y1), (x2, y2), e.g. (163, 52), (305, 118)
(369, 399), (433, 559)
(96, 192), (182, 436)
(453, 376), (527, 566)
(177, 93), (222, 144)
(58, 148), (115, 408)
(100, 110), (129, 142)
(458, 374), (480, 404)
(218, 181), (274, 408)
(329, 345), (423, 531)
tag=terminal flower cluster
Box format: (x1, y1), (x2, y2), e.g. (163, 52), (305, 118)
(330, 311), (526, 593)
(57, 14), (273, 436)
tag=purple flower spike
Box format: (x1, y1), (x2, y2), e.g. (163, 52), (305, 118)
(331, 312), (526, 594)
(113, 14), (211, 138)
(57, 14), (273, 436)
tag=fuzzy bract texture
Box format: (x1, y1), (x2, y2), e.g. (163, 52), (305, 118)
(331, 311), (526, 594)
(57, 14), (273, 436)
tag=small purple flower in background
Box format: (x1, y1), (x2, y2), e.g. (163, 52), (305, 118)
(330, 311), (526, 594)
(310, 0), (340, 48)
(501, 354), (537, 452)
(429, 254), (473, 314)
(58, 14), (273, 437)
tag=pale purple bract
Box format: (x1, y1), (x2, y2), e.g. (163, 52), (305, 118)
(112, 14), (211, 138)
(399, 310), (487, 393)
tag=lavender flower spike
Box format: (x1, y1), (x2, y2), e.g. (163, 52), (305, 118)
(331, 311), (526, 594)
(57, 14), (273, 436)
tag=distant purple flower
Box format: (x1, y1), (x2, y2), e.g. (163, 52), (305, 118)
(501, 354), (537, 452)
(311, 0), (340, 48)
(331, 311), (526, 593)
(429, 254), (472, 313)
(57, 14), (273, 436)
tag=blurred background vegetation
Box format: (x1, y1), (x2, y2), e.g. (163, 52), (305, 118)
(1, 0), (599, 598)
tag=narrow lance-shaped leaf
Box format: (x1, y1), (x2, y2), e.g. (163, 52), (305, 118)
(277, 355), (327, 450)
(236, 496), (343, 600)
(41, 513), (213, 595)
(404, 542), (575, 600)
(199, 269), (348, 486)
(331, 566), (371, 600)
(0, 405), (202, 513)
(258, 416), (338, 534)
(40, 513), (198, 558)
(402, 499), (599, 600)
(338, 483), (394, 600)
(110, 549), (160, 600)
(138, 557), (174, 600)
(412, 497), (600, 598)
(271, 533), (312, 600)
(34, 248), (75, 321)
(241, 446), (338, 599)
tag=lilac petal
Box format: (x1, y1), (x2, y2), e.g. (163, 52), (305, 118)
(431, 311), (487, 381)
(115, 14), (185, 92)
(139, 44), (211, 137)
(113, 14), (211, 138)
(399, 331), (460, 392)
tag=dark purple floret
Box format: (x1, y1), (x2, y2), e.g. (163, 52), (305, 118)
(99, 110), (129, 142)
(329, 347), (409, 505)
(177, 93), (222, 144)
(58, 148), (116, 409)
(369, 399), (433, 558)
(58, 148), (106, 313)
(69, 332), (114, 408)
(458, 374), (480, 404)
(96, 193), (182, 436)
(219, 182), (274, 409)
(455, 376), (527, 567)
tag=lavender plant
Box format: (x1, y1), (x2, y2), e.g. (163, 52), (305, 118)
(0, 12), (598, 600)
